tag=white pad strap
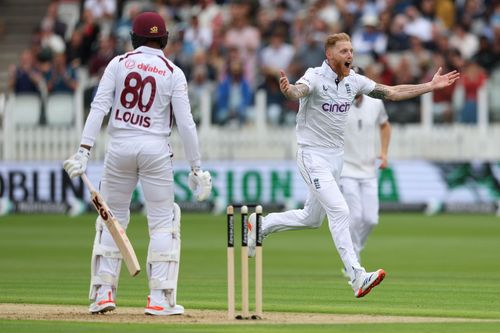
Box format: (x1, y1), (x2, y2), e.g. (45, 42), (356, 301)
(147, 250), (179, 290)
(89, 217), (122, 300)
(94, 244), (123, 259)
(148, 250), (179, 262)
(91, 273), (118, 287)
(149, 227), (180, 237)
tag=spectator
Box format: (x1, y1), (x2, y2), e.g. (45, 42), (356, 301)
(457, 61), (487, 123)
(88, 35), (117, 78)
(114, 1), (141, 53)
(259, 29), (295, 78)
(289, 32), (325, 80)
(404, 5), (433, 43)
(45, 53), (77, 93)
(41, 1), (67, 39)
(258, 74), (287, 125)
(387, 14), (410, 51)
(404, 36), (432, 78)
(188, 65), (214, 125)
(188, 49), (217, 82)
(65, 29), (83, 69)
(435, 0), (455, 29)
(195, 0), (223, 31)
(215, 59), (252, 126)
(351, 14), (388, 55)
(472, 35), (497, 72)
(7, 49), (43, 94)
(84, 0), (116, 36)
(385, 56), (420, 123)
(183, 14), (213, 55)
(422, 54), (456, 123)
(449, 23), (479, 60)
(76, 9), (101, 66)
(40, 18), (66, 55)
(268, 1), (292, 43)
(224, 1), (261, 88)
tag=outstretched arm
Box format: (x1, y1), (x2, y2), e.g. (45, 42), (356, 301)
(368, 67), (460, 101)
(279, 70), (309, 100)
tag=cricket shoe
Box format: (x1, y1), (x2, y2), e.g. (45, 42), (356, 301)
(89, 290), (116, 314)
(247, 213), (257, 258)
(144, 296), (184, 316)
(352, 269), (386, 298)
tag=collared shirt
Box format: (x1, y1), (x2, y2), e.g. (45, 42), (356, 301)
(295, 60), (376, 150)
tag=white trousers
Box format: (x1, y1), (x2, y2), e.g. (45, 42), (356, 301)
(340, 177), (379, 263)
(97, 138), (175, 289)
(263, 146), (363, 280)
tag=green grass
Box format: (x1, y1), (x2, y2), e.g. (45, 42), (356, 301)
(1, 212), (500, 332)
(1, 320), (500, 333)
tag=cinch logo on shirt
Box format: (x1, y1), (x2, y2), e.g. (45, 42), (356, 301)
(322, 102), (351, 113)
(137, 63), (167, 76)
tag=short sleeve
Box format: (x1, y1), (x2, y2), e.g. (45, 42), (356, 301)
(355, 73), (376, 95)
(296, 68), (315, 90)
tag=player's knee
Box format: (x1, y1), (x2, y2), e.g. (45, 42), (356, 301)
(300, 208), (324, 228)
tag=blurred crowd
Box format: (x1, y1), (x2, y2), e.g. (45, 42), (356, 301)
(7, 0), (500, 126)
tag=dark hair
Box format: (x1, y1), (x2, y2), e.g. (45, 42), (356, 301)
(130, 32), (169, 49)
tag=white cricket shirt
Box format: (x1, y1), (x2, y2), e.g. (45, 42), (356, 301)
(81, 46), (201, 168)
(295, 61), (376, 150)
(342, 95), (388, 179)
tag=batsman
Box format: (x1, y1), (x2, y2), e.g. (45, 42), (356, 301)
(63, 12), (211, 315)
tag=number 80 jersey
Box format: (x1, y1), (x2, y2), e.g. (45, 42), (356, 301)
(86, 46), (193, 141)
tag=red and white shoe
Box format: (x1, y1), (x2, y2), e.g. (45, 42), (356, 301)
(144, 296), (184, 316)
(89, 290), (116, 314)
(353, 269), (386, 298)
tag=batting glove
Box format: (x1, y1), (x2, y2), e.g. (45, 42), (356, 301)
(63, 147), (90, 178)
(188, 169), (212, 201)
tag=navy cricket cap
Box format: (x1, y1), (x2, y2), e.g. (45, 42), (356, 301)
(132, 12), (168, 38)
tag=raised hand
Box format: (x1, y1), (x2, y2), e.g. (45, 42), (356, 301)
(431, 67), (460, 90)
(279, 70), (290, 96)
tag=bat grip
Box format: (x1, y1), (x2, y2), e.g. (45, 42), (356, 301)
(80, 173), (96, 193)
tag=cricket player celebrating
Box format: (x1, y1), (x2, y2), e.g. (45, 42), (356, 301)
(63, 12), (212, 315)
(247, 33), (459, 298)
(340, 66), (391, 267)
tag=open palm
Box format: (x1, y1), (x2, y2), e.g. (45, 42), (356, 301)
(432, 67), (460, 89)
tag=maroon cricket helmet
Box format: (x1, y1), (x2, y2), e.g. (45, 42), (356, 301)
(132, 12), (168, 38)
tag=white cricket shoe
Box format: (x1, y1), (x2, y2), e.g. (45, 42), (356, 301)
(247, 213), (257, 258)
(144, 296), (184, 316)
(89, 290), (116, 314)
(352, 269), (386, 298)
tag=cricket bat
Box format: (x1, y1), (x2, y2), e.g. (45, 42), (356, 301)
(81, 173), (141, 277)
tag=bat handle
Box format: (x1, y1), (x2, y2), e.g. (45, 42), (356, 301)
(80, 173), (96, 193)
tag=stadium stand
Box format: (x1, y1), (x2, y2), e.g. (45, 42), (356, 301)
(1, 0), (500, 161)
